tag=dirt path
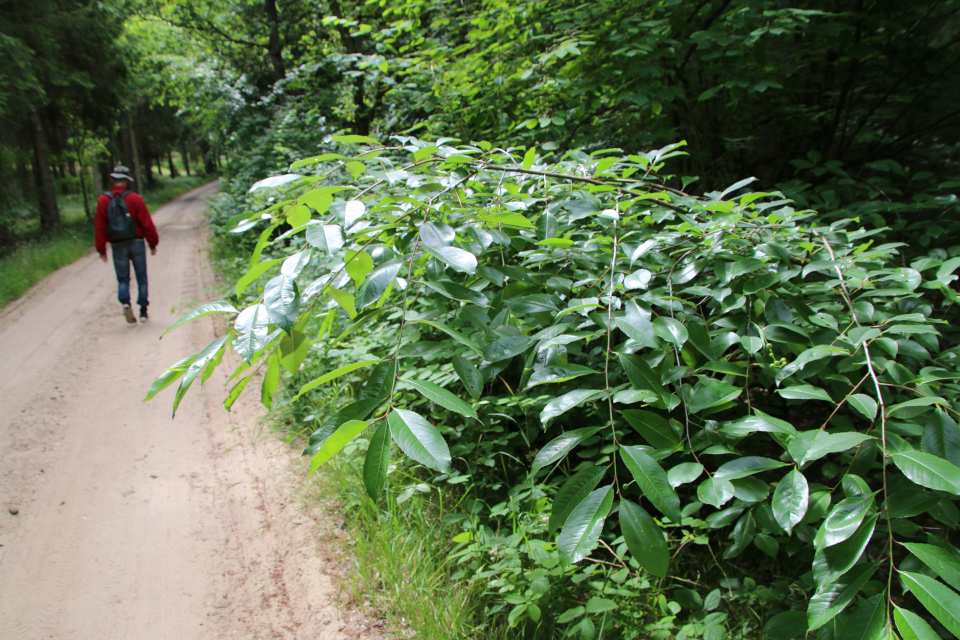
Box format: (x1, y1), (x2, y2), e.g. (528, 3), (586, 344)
(0, 182), (350, 640)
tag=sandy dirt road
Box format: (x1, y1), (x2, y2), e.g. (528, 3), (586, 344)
(0, 182), (351, 640)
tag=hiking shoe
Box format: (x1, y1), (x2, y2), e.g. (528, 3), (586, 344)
(122, 303), (136, 324)
(139, 308), (149, 323)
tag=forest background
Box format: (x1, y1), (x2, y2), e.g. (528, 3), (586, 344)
(6, 0), (960, 639)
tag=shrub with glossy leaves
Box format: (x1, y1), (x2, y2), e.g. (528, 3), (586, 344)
(153, 135), (960, 639)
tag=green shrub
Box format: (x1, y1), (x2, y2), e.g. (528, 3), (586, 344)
(155, 136), (960, 639)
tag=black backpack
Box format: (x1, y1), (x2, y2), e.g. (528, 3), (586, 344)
(105, 191), (137, 241)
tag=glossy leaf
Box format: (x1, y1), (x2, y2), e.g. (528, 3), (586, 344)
(162, 300), (237, 338)
(527, 365), (598, 388)
(622, 410), (682, 449)
(387, 409), (452, 473)
(422, 279), (490, 307)
(621, 446), (682, 522)
(403, 378), (478, 420)
(900, 572), (960, 636)
(309, 420), (370, 472)
(293, 360), (382, 400)
(620, 500), (669, 577)
(652, 317), (688, 348)
(922, 410), (960, 468)
(714, 456), (787, 480)
(263, 275), (299, 335)
(558, 485), (614, 568)
(816, 494), (875, 549)
(423, 244), (478, 275)
(410, 318), (482, 354)
(305, 224), (345, 255)
(838, 594), (885, 640)
(807, 561), (879, 630)
(363, 422), (392, 500)
(892, 451), (960, 494)
(355, 262), (401, 310)
(540, 389), (605, 424)
(144, 354), (197, 402)
(847, 394), (878, 422)
(904, 543), (960, 592)
(773, 468), (809, 534)
(812, 514), (878, 588)
(530, 427), (603, 477)
(550, 466), (606, 532)
(697, 477), (736, 508)
(482, 335), (533, 362)
(778, 384), (833, 402)
(894, 605), (944, 640)
(236, 257), (283, 297)
(788, 431), (873, 467)
(667, 462), (704, 487)
(452, 353), (484, 399)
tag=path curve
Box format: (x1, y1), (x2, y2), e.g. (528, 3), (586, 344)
(0, 182), (349, 640)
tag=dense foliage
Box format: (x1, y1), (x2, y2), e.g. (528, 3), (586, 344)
(156, 135), (960, 639)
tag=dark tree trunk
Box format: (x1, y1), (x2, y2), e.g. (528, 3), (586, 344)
(180, 143), (191, 176)
(16, 153), (31, 200)
(30, 111), (61, 231)
(126, 110), (143, 191)
(265, 0), (285, 83)
(167, 150), (179, 178)
(143, 152), (154, 188)
(98, 162), (111, 193)
(156, 153), (163, 179)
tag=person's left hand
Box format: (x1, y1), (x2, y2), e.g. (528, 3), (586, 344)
(150, 247), (157, 256)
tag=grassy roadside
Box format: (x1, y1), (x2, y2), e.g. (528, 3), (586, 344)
(0, 175), (209, 309)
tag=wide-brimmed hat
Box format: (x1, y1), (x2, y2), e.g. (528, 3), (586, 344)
(109, 165), (134, 182)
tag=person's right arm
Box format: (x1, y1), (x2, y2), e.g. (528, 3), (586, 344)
(94, 195), (109, 259)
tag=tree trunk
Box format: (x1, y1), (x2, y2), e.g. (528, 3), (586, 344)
(167, 150), (179, 178)
(143, 152), (154, 188)
(156, 154), (164, 179)
(30, 111), (61, 231)
(75, 148), (91, 220)
(16, 153), (31, 200)
(180, 143), (191, 176)
(98, 162), (111, 193)
(127, 110), (144, 191)
(265, 0), (286, 83)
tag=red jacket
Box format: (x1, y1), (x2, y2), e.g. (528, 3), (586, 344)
(95, 186), (159, 255)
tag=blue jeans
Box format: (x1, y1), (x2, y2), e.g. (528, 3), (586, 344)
(111, 239), (149, 308)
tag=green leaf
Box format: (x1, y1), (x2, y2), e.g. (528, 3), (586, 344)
(622, 410), (682, 449)
(807, 561), (879, 631)
(325, 286), (357, 318)
(714, 456), (787, 480)
(620, 500), (669, 578)
(422, 279), (490, 307)
(697, 477), (736, 508)
(303, 399), (378, 455)
(423, 244), (478, 275)
(162, 300), (237, 338)
(305, 224), (344, 255)
(900, 572), (960, 636)
(550, 466), (606, 532)
(387, 409), (452, 473)
(172, 336), (228, 417)
(536, 210), (558, 239)
(778, 384), (833, 402)
(263, 275), (299, 335)
(763, 610), (808, 640)
(558, 485), (614, 568)
(540, 389), (605, 424)
(224, 374), (253, 412)
(652, 317), (688, 348)
(363, 422), (392, 499)
(904, 543), (960, 591)
(812, 514), (878, 588)
(848, 394), (878, 421)
(403, 378), (478, 420)
(355, 262), (401, 310)
(530, 427), (603, 477)
(260, 352), (280, 410)
(620, 446), (682, 522)
(345, 249), (374, 285)
(892, 451), (960, 494)
(279, 330), (309, 373)
(527, 365), (598, 388)
(309, 420), (370, 472)
(773, 468), (809, 534)
(523, 146), (536, 171)
(331, 134), (380, 145)
(838, 594), (885, 640)
(484, 212), (535, 228)
(667, 462), (703, 487)
(922, 410), (960, 468)
(788, 431), (873, 467)
(889, 397), (948, 416)
(233, 303), (271, 362)
(816, 494), (875, 549)
(358, 359), (397, 407)
(720, 414), (798, 437)
(236, 257), (283, 297)
(585, 597), (617, 614)
(617, 352), (665, 397)
(294, 360), (383, 400)
(894, 605), (944, 640)
(144, 354), (197, 401)
(482, 335), (534, 362)
(452, 353), (484, 399)
(410, 318), (482, 354)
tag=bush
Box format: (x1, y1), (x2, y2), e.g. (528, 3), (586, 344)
(155, 135), (960, 639)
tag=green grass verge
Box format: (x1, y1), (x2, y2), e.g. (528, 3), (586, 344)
(0, 175), (210, 309)
(302, 436), (495, 640)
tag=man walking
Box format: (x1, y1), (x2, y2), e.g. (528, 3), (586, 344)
(95, 165), (159, 324)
